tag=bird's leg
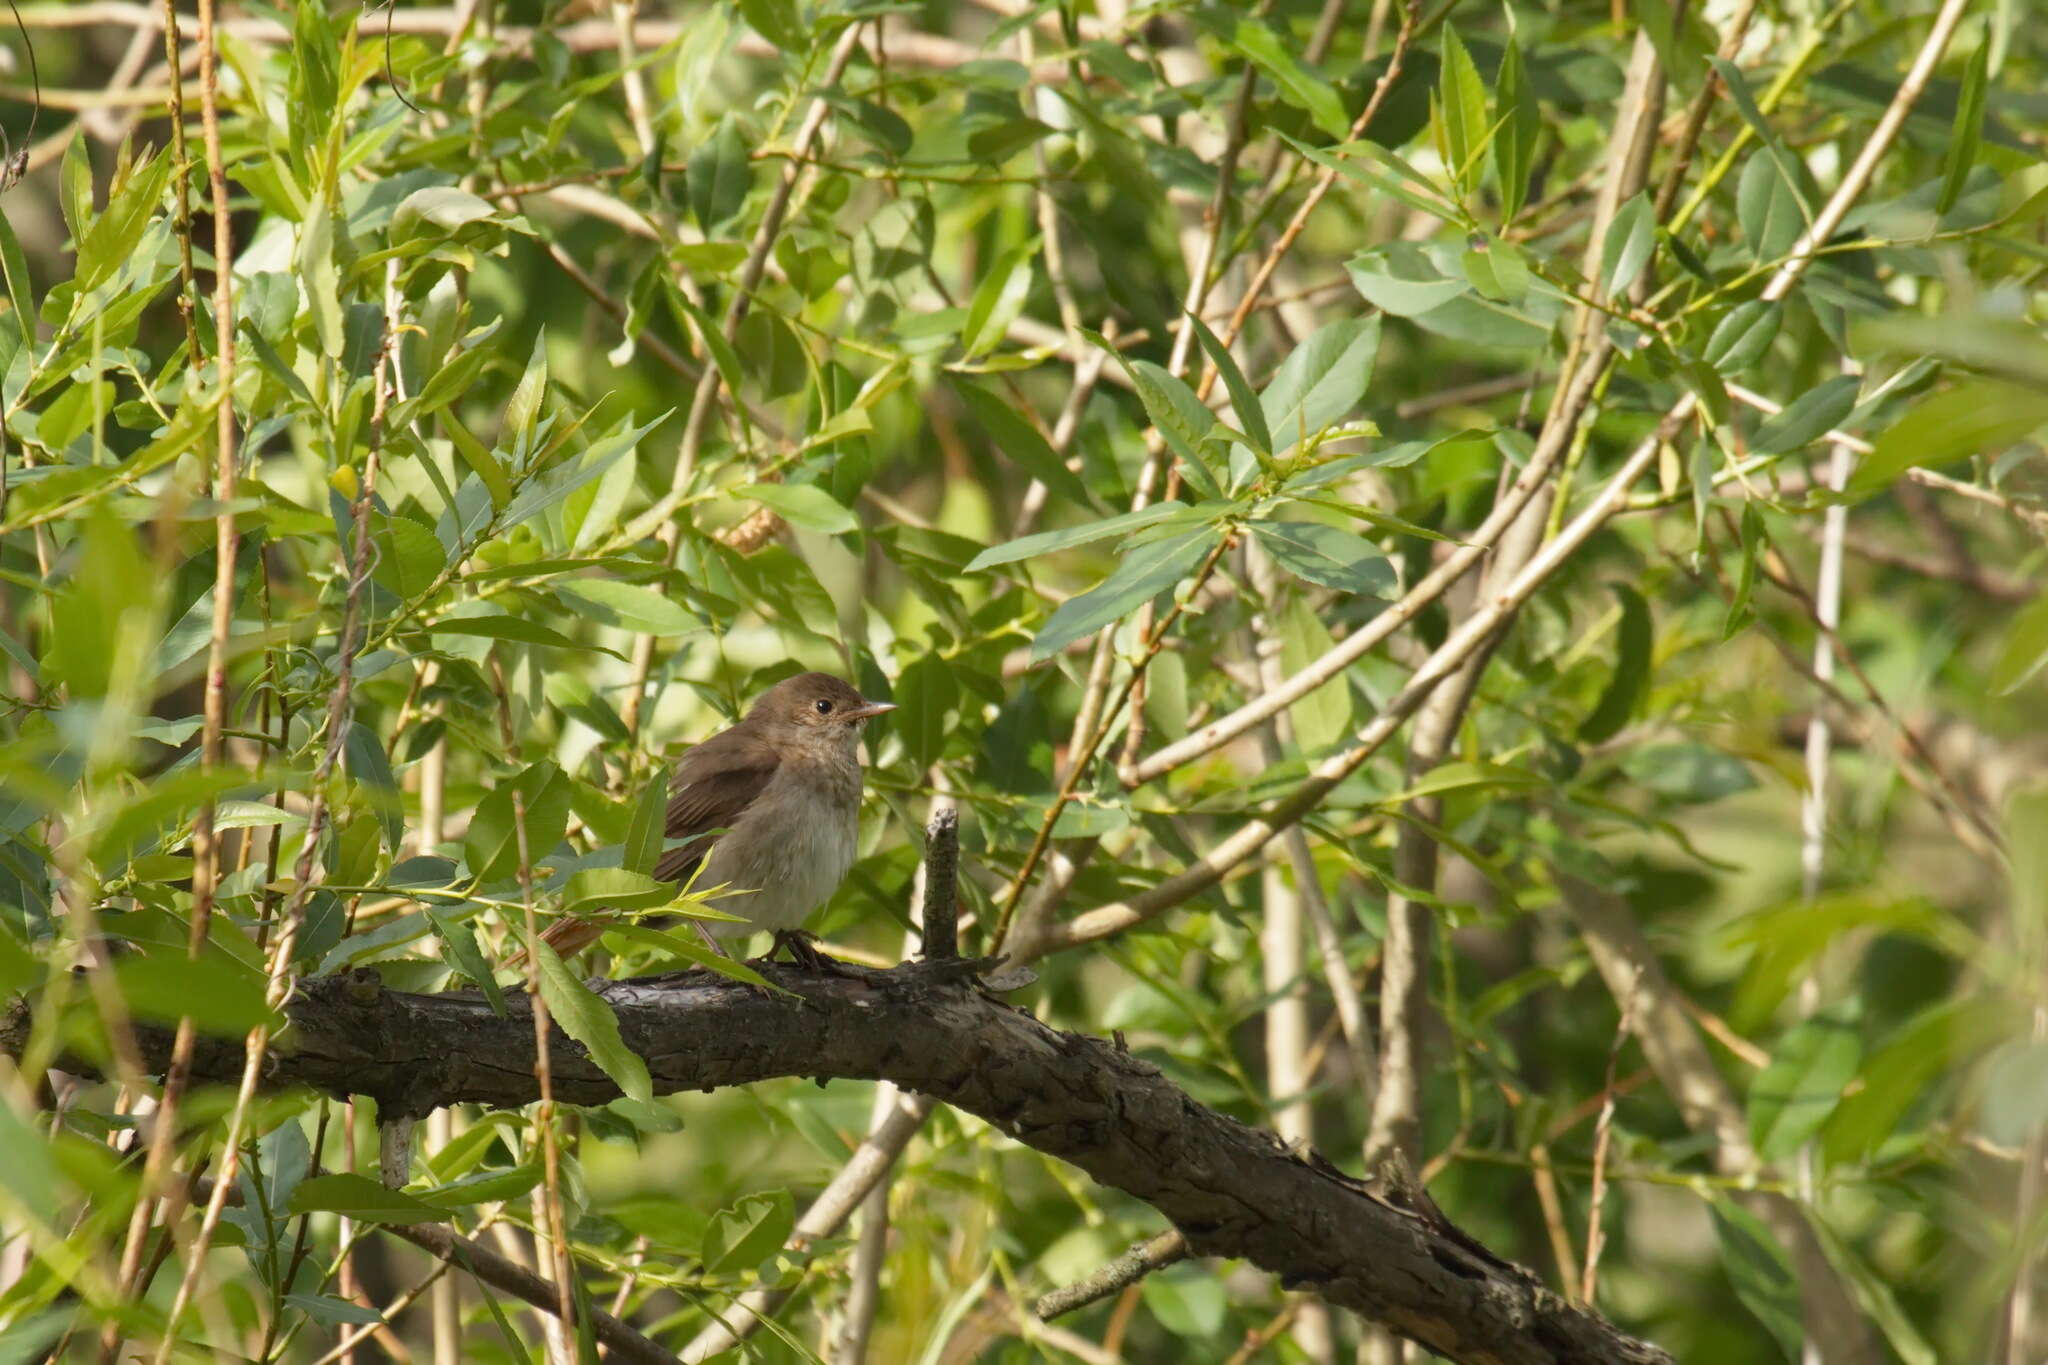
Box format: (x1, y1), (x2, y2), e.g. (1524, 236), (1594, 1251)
(694, 921), (733, 958)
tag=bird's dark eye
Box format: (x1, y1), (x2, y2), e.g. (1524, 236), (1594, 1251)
(814, 698), (833, 715)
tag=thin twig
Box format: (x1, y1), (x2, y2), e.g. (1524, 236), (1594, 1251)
(1034, 1230), (1189, 1321)
(1581, 966), (1637, 1305)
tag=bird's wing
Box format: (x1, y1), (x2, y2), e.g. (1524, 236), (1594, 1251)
(652, 731), (780, 885)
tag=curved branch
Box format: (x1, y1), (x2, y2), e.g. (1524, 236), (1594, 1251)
(18, 963), (1674, 1365)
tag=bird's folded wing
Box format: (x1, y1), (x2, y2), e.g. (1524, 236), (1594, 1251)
(653, 730), (782, 886)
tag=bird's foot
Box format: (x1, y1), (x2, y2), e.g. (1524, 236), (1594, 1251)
(772, 929), (862, 977)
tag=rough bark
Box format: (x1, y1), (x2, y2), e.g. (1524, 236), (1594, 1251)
(10, 962), (1673, 1365)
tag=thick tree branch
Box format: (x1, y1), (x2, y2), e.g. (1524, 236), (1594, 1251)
(15, 965), (1672, 1365)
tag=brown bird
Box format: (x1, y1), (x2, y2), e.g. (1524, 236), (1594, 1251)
(532, 672), (895, 968)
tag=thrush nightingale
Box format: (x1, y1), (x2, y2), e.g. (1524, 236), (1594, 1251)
(531, 672), (894, 967)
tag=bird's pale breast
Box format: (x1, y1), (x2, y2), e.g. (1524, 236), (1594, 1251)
(697, 756), (861, 935)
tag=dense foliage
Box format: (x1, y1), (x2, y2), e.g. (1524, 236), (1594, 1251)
(1, 0), (2045, 1361)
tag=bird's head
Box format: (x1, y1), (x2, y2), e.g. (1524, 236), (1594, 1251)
(750, 672), (896, 758)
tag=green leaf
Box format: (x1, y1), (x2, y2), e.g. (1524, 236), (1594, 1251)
(370, 514), (447, 600)
(504, 330), (550, 441)
(1188, 313), (1271, 458)
(391, 187), (499, 241)
(1737, 153), (1806, 264)
(427, 613), (622, 659)
(1936, 43), (1989, 215)
(501, 416), (660, 530)
(896, 654), (955, 773)
(1843, 380), (2048, 503)
(1258, 316), (1382, 454)
(1619, 743), (1755, 803)
(1750, 375), (1859, 456)
(1750, 1003), (1862, 1161)
(1702, 300), (1782, 375)
(1346, 247), (1471, 317)
(1436, 26), (1488, 191)
(1111, 353), (1220, 492)
(1030, 529), (1212, 662)
(533, 940), (652, 1104)
(1822, 998), (2010, 1165)
(299, 198), (347, 359)
(561, 867), (680, 919)
(1990, 593), (2048, 696)
(952, 383), (1091, 506)
(601, 923), (779, 992)
(287, 1173), (452, 1224)
(550, 578), (695, 635)
(410, 1162), (545, 1210)
(736, 0), (802, 51)
(1577, 584), (1652, 743)
(424, 906), (507, 1017)
(1250, 520), (1396, 596)
(623, 767), (670, 877)
(702, 1191), (794, 1275)
(1278, 597), (1352, 750)
(0, 207), (36, 342)
(736, 482), (860, 535)
(1494, 37), (1539, 222)
(689, 116), (753, 230)
(961, 239), (1037, 360)
(465, 761), (574, 885)
(114, 952), (279, 1037)
(284, 1294), (385, 1327)
(964, 501), (1192, 571)
(1723, 503), (1765, 640)
(1600, 192), (1655, 297)
(344, 722), (404, 854)
(1226, 15), (1349, 141)
(1710, 1200), (1803, 1361)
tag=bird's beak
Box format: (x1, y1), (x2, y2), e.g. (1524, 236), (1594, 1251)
(841, 700), (897, 722)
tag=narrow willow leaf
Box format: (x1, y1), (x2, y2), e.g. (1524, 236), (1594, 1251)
(1227, 15), (1349, 141)
(1737, 154), (1806, 263)
(1936, 44), (1989, 215)
(424, 906), (507, 1017)
(533, 940), (653, 1104)
(1122, 357), (1224, 498)
(1703, 300), (1781, 374)
(1844, 380), (2048, 501)
(897, 653), (956, 772)
(560, 868), (679, 919)
(689, 116), (752, 229)
(1723, 503), (1764, 640)
(1494, 36), (1538, 222)
(622, 767), (670, 876)
(1259, 316), (1382, 453)
(1989, 593), (2048, 696)
(1749, 1003), (1862, 1162)
(1601, 192), (1655, 297)
(1437, 27), (1487, 193)
(1751, 375), (1859, 455)
(551, 578), (696, 634)
(1188, 313), (1272, 457)
(964, 501), (1191, 571)
(1578, 583), (1652, 743)
(961, 239), (1038, 360)
(953, 382), (1091, 504)
(1029, 529), (1212, 661)
(427, 614), (622, 658)
(1710, 1201), (1804, 1361)
(0, 210), (35, 340)
(288, 1173), (452, 1225)
(1250, 520), (1395, 596)
(736, 481), (860, 535)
